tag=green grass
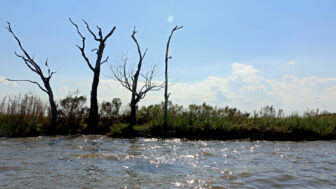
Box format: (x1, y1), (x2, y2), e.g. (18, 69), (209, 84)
(1, 94), (335, 140)
(121, 105), (336, 140)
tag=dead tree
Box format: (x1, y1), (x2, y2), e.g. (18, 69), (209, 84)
(69, 18), (116, 133)
(112, 27), (163, 129)
(164, 26), (182, 129)
(5, 22), (57, 131)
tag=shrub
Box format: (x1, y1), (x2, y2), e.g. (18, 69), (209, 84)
(58, 90), (87, 134)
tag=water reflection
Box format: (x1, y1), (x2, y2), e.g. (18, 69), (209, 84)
(0, 136), (335, 188)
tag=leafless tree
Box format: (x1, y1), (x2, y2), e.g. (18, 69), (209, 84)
(5, 22), (57, 130)
(164, 26), (182, 129)
(69, 18), (116, 133)
(111, 27), (163, 129)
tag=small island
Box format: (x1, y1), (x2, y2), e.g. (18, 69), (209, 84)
(1, 93), (335, 141)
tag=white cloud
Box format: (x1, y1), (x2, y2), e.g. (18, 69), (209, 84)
(97, 62), (336, 114)
(167, 15), (174, 23)
(288, 61), (296, 65)
(231, 62), (263, 84)
(232, 62), (259, 75)
(58, 86), (69, 92)
(0, 76), (19, 87)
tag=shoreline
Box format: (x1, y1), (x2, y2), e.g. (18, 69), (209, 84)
(2, 134), (336, 141)
(108, 128), (336, 141)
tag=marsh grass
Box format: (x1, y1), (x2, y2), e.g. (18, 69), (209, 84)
(0, 93), (335, 140)
(0, 94), (47, 137)
(130, 104), (336, 140)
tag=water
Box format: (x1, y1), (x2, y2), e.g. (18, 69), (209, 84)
(0, 136), (335, 188)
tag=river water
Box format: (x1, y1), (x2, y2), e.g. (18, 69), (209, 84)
(0, 135), (335, 188)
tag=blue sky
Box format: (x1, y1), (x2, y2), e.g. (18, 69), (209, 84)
(1, 0), (336, 113)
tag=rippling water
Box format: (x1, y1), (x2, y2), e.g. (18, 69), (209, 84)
(0, 136), (335, 188)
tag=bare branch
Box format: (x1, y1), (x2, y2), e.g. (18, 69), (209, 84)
(6, 22), (33, 61)
(143, 48), (148, 59)
(80, 46), (94, 71)
(101, 56), (109, 65)
(131, 27), (146, 60)
(7, 22), (44, 75)
(109, 56), (132, 91)
(6, 22), (56, 82)
(96, 25), (103, 39)
(45, 58), (50, 74)
(6, 79), (48, 93)
(175, 26), (183, 30)
(75, 44), (94, 71)
(166, 25), (183, 61)
(7, 22), (56, 83)
(68, 18), (85, 39)
(49, 71), (56, 79)
(69, 18), (95, 72)
(14, 52), (39, 74)
(137, 65), (164, 99)
(110, 61), (132, 92)
(43, 58), (56, 79)
(82, 19), (99, 41)
(103, 26), (116, 42)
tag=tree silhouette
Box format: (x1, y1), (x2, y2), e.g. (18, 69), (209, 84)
(164, 26), (182, 129)
(69, 18), (116, 133)
(6, 22), (57, 131)
(112, 27), (163, 130)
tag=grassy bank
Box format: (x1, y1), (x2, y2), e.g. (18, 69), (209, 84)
(1, 93), (335, 140)
(111, 104), (336, 141)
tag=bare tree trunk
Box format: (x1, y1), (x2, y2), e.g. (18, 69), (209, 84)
(69, 18), (116, 133)
(130, 96), (137, 127)
(44, 82), (57, 129)
(87, 69), (100, 133)
(6, 22), (58, 132)
(49, 96), (57, 129)
(164, 26), (183, 129)
(87, 44), (103, 133)
(164, 51), (169, 129)
(128, 28), (144, 129)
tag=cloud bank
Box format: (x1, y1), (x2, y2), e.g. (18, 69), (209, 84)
(99, 63), (336, 114)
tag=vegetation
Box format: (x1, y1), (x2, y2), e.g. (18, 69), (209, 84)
(0, 94), (48, 137)
(0, 93), (335, 140)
